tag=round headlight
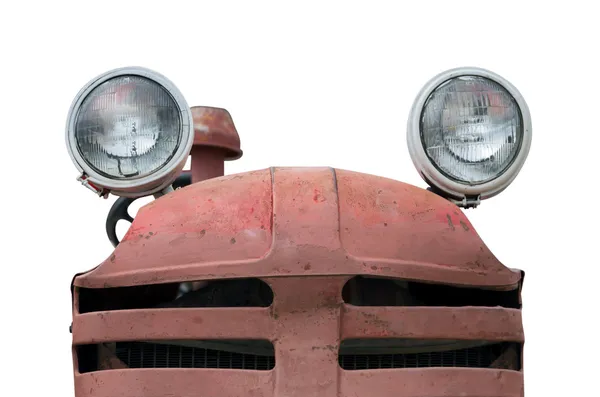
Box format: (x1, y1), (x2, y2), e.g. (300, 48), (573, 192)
(407, 67), (531, 204)
(66, 67), (193, 198)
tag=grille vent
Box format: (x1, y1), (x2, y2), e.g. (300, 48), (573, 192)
(78, 341), (519, 373)
(339, 342), (519, 370)
(115, 341), (275, 371)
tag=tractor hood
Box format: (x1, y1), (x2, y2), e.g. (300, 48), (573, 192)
(73, 167), (521, 289)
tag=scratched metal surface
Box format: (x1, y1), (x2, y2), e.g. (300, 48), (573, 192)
(72, 167), (524, 396)
(74, 167), (521, 288)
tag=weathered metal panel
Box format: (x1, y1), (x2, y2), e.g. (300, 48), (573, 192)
(74, 168), (520, 289)
(191, 106), (242, 160)
(341, 305), (524, 341)
(339, 368), (524, 397)
(74, 369), (275, 397)
(336, 169), (519, 287)
(73, 276), (524, 396)
(72, 307), (273, 344)
(72, 167), (524, 396)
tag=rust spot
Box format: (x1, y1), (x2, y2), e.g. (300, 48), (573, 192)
(230, 238), (236, 244)
(361, 312), (391, 328)
(466, 260), (484, 269)
(446, 214), (455, 231)
(109, 254), (116, 263)
(271, 311), (279, 320)
(311, 344), (336, 351)
(313, 189), (326, 203)
(383, 222), (388, 227)
(304, 263), (312, 270)
(460, 220), (470, 231)
(371, 265), (378, 270)
(315, 344), (337, 352)
(410, 207), (435, 221)
(199, 229), (206, 237)
(148, 231), (154, 236)
(192, 316), (204, 324)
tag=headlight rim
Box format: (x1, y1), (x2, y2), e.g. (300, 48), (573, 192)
(407, 66), (532, 200)
(65, 66), (194, 197)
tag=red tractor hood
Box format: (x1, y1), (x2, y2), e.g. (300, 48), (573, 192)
(74, 167), (521, 289)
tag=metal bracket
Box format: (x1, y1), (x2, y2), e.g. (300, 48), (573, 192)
(426, 187), (480, 209)
(77, 174), (109, 198)
(449, 195), (481, 209)
(153, 185), (174, 199)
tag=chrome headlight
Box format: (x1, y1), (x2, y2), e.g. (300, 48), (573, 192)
(407, 67), (532, 206)
(66, 66), (193, 198)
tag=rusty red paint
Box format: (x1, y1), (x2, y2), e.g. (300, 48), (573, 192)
(75, 370), (275, 397)
(73, 307), (273, 344)
(189, 106), (243, 184)
(340, 305), (524, 340)
(74, 368), (522, 397)
(190, 145), (225, 183)
(190, 106), (242, 160)
(72, 167), (524, 396)
(77, 168), (520, 288)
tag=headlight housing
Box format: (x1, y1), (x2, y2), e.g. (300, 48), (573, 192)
(407, 67), (532, 206)
(66, 66), (194, 198)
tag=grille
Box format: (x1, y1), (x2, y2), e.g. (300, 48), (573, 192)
(115, 342), (275, 370)
(79, 341), (518, 373)
(339, 343), (513, 370)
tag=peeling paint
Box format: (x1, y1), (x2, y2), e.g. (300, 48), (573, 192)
(460, 220), (470, 231)
(446, 214), (455, 231)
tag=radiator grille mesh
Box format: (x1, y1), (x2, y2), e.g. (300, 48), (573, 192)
(115, 342), (275, 370)
(339, 343), (509, 370)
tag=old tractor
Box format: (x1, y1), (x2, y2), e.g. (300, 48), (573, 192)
(66, 66), (531, 396)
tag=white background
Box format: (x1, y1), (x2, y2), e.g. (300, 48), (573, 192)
(1, 1), (598, 396)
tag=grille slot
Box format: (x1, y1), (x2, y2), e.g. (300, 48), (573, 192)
(77, 340), (275, 373)
(116, 341), (274, 371)
(78, 340), (519, 373)
(77, 278), (274, 313)
(339, 342), (520, 370)
(342, 276), (521, 308)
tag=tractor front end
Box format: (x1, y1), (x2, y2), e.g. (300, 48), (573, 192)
(66, 66), (531, 397)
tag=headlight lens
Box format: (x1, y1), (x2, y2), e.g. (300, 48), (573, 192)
(66, 67), (193, 198)
(407, 67), (532, 204)
(420, 76), (522, 184)
(75, 75), (181, 179)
